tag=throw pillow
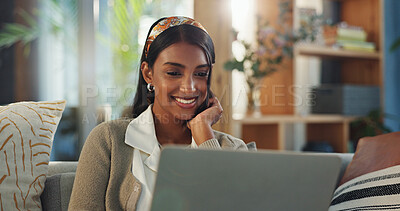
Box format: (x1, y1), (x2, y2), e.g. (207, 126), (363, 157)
(0, 100), (66, 210)
(329, 132), (400, 210)
(339, 132), (400, 186)
(329, 165), (400, 210)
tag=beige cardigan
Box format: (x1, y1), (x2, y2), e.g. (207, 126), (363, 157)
(68, 118), (248, 211)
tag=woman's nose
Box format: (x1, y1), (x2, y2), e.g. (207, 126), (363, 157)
(180, 75), (196, 93)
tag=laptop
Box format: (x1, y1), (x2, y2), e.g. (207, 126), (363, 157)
(150, 147), (341, 211)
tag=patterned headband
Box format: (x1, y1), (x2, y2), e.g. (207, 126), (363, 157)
(145, 16), (208, 58)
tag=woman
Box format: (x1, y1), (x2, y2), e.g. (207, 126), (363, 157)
(69, 16), (248, 211)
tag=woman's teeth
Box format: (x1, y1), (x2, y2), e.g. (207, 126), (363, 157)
(175, 97), (196, 104)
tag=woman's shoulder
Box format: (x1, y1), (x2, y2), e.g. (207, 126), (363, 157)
(212, 130), (250, 150)
(93, 118), (133, 133)
(86, 118), (134, 145)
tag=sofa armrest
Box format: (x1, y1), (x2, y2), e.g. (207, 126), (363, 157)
(47, 161), (78, 176)
(306, 152), (354, 186)
(330, 153), (354, 185)
(41, 161), (78, 210)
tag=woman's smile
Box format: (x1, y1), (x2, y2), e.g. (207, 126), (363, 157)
(172, 96), (198, 109)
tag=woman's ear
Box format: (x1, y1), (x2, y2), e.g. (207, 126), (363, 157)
(141, 62), (153, 84)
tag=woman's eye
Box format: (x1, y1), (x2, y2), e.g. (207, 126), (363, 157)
(167, 72), (181, 76)
(195, 72), (209, 77)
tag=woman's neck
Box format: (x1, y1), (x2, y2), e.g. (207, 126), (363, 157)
(152, 111), (192, 146)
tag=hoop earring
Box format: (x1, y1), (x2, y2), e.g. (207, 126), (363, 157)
(147, 83), (155, 92)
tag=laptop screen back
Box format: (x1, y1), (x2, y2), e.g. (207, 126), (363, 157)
(151, 147), (341, 211)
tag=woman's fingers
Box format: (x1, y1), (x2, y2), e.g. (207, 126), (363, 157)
(187, 97), (224, 130)
(207, 97), (223, 125)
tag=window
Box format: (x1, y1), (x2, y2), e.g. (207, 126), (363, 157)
(35, 0), (193, 160)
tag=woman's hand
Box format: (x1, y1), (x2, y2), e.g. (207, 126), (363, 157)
(187, 97), (223, 145)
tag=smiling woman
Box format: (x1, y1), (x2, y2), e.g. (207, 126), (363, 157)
(145, 43), (209, 119)
(68, 16), (249, 211)
(142, 42), (213, 146)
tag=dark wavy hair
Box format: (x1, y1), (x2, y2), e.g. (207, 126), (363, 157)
(131, 17), (216, 118)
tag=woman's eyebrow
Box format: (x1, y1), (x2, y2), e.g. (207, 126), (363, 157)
(163, 62), (209, 69)
(196, 64), (209, 69)
(163, 62), (185, 68)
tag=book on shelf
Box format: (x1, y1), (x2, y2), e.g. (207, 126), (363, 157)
(336, 40), (376, 53)
(337, 27), (367, 42)
(327, 22), (376, 53)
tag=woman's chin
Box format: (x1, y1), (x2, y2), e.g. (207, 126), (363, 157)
(175, 114), (195, 121)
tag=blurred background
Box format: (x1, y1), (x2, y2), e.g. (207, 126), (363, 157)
(1, 0), (399, 160)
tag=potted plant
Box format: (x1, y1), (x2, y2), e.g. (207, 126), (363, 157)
(224, 1), (323, 114)
(350, 109), (396, 152)
(224, 2), (298, 114)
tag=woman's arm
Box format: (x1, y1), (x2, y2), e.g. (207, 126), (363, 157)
(68, 123), (112, 211)
(187, 97), (223, 146)
(187, 97), (249, 150)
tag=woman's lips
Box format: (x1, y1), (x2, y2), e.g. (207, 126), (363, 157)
(173, 96), (197, 109)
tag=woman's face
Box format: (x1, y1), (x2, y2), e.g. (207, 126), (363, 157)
(142, 42), (210, 122)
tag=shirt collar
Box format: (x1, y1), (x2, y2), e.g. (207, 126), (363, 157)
(125, 105), (159, 154)
(125, 104), (199, 154)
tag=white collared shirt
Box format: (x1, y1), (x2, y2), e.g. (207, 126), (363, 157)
(124, 105), (198, 211)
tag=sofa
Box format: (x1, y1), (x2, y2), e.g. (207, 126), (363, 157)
(2, 101), (398, 210)
(41, 161), (78, 211)
(0, 100), (358, 210)
(39, 153), (354, 210)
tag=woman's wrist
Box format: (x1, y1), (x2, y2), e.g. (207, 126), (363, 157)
(190, 121), (215, 145)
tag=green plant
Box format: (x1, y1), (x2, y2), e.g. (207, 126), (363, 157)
(96, 0), (146, 115)
(223, 1), (324, 88)
(351, 110), (391, 138)
(0, 10), (39, 56)
(223, 2), (297, 89)
(350, 109), (396, 151)
(223, 1), (325, 113)
(0, 0), (74, 55)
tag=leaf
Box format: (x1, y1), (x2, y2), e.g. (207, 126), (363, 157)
(0, 23), (38, 49)
(224, 60), (244, 72)
(390, 36), (400, 52)
(251, 62), (259, 73)
(0, 6), (38, 51)
(275, 56), (283, 64)
(23, 43), (31, 57)
(16, 9), (37, 28)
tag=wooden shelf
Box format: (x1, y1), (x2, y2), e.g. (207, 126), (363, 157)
(233, 114), (357, 124)
(242, 0), (383, 153)
(234, 114), (355, 153)
(295, 44), (381, 60)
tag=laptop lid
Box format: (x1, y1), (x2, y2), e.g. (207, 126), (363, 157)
(151, 147), (341, 211)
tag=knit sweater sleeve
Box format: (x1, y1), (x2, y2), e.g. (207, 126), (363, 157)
(198, 130), (249, 150)
(68, 122), (112, 211)
(198, 138), (221, 149)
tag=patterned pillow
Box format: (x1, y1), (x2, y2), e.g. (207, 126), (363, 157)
(330, 132), (400, 210)
(0, 100), (66, 210)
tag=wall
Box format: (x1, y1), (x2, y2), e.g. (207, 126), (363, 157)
(384, 0), (400, 131)
(257, 0), (294, 115)
(0, 1), (15, 105)
(194, 0), (233, 133)
(14, 0), (40, 102)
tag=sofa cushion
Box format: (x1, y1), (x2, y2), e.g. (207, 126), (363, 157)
(0, 100), (66, 210)
(329, 165), (400, 210)
(329, 132), (400, 210)
(47, 161), (78, 177)
(41, 172), (75, 211)
(339, 132), (400, 185)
